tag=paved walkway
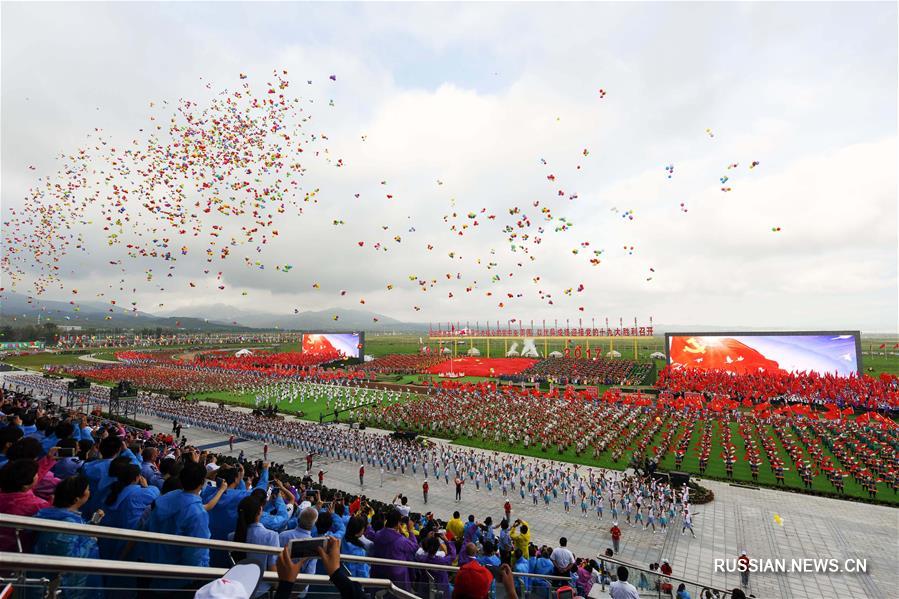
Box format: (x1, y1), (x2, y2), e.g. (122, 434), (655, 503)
(145, 411), (897, 599)
(77, 353), (118, 364)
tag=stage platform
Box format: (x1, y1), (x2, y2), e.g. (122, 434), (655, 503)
(425, 357), (537, 377)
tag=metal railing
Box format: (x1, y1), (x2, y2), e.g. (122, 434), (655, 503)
(0, 513), (567, 583)
(0, 552), (419, 599)
(595, 553), (734, 598)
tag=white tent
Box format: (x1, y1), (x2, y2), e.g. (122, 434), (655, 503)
(606, 350), (622, 358)
(505, 350), (520, 357)
(235, 349), (253, 357)
(466, 347), (481, 356)
(650, 351), (666, 359)
(548, 351), (564, 358)
(520, 338), (540, 358)
(364, 354), (375, 362)
(441, 347), (453, 354)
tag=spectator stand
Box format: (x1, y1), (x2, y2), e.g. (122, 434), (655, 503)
(593, 553), (735, 599)
(0, 513), (566, 598)
(501, 357), (650, 387)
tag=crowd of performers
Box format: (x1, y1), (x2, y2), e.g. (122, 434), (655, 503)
(250, 379), (412, 414)
(5, 363), (897, 501)
(53, 349), (359, 394)
(54, 331), (302, 350)
(0, 382), (719, 599)
(129, 390), (705, 541)
(358, 381), (897, 498)
(502, 357), (652, 386)
(658, 367), (898, 412)
(14, 347), (899, 501)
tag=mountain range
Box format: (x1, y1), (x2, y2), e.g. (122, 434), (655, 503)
(0, 291), (427, 331)
(157, 303), (428, 331)
(1, 292), (877, 334)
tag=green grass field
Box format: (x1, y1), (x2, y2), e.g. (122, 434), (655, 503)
(859, 352), (899, 377)
(3, 352), (90, 369)
(363, 334), (425, 357)
(421, 418), (898, 506)
(386, 374), (490, 385)
(3, 332), (895, 505)
(187, 390), (337, 422)
(187, 385), (411, 423)
(5, 334), (896, 375)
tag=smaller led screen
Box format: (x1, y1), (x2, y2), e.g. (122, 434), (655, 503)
(302, 333), (363, 359)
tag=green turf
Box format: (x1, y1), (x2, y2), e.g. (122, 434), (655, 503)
(859, 352), (899, 377)
(271, 342), (302, 353)
(375, 408), (898, 505)
(391, 374), (490, 385)
(3, 352), (89, 370)
(187, 386), (411, 423)
(187, 390), (336, 422)
(363, 335), (425, 357)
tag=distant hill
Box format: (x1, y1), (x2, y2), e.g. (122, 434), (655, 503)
(0, 291), (251, 331)
(0, 291), (428, 332)
(159, 304), (429, 332)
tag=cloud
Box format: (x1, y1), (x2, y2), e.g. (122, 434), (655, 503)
(1, 2), (896, 332)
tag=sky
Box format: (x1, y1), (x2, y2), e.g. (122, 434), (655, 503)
(1, 2), (897, 332)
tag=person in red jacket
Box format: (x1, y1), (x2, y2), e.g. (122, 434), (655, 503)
(422, 480), (429, 504)
(610, 522), (621, 554)
(738, 551), (750, 588)
(504, 500), (512, 522)
(660, 559), (672, 576)
(358, 464), (365, 487)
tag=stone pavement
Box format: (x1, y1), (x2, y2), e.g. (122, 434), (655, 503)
(148, 410), (898, 599)
(77, 353), (118, 364)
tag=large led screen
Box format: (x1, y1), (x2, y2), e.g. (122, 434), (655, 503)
(666, 332), (860, 376)
(302, 333), (363, 359)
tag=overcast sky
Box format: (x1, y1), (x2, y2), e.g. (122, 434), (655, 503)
(2, 2), (896, 332)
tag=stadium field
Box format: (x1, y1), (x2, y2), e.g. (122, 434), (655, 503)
(186, 390), (335, 422)
(448, 419), (898, 505)
(186, 386), (412, 423)
(3, 352), (91, 369)
(386, 374), (490, 384)
(4, 334), (896, 375)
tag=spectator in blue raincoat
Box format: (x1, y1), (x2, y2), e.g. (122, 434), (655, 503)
(81, 434), (140, 521)
(203, 462), (269, 567)
(50, 438), (83, 480)
(33, 475), (102, 599)
(250, 484), (289, 532)
(341, 515), (372, 578)
(142, 460), (210, 589)
(98, 457), (160, 560)
(139, 447), (165, 490)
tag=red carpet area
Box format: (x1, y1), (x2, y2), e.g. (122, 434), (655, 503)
(425, 357), (538, 377)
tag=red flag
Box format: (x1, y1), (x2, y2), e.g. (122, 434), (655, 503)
(879, 343), (886, 349)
